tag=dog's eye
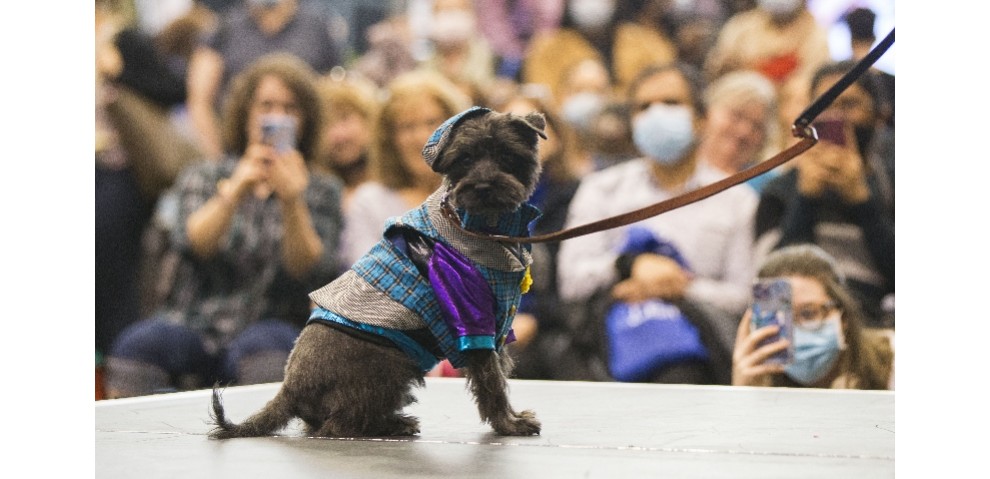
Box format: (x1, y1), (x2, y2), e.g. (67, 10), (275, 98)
(444, 155), (471, 174)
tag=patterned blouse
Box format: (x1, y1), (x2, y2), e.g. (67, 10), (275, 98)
(158, 156), (344, 349)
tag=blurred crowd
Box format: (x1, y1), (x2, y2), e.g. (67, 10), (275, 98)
(95, 0), (895, 399)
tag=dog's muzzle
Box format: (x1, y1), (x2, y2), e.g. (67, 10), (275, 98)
(450, 177), (525, 215)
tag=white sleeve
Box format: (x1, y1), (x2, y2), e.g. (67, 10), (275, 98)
(685, 191), (757, 315)
(339, 184), (392, 268)
(556, 175), (624, 302)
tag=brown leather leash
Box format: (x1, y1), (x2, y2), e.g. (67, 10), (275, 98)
(443, 29), (895, 245)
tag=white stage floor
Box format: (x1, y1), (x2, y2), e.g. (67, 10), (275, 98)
(96, 378), (894, 478)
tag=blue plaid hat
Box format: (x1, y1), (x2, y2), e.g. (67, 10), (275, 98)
(422, 106), (492, 170)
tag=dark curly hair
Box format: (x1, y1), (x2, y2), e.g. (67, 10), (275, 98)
(626, 62), (706, 116)
(220, 53), (323, 161)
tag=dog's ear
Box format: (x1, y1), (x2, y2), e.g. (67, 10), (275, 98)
(515, 112), (548, 140)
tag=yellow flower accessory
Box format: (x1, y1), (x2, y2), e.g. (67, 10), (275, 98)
(520, 266), (533, 294)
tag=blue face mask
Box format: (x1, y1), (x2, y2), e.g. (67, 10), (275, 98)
(632, 103), (696, 165)
(560, 92), (605, 133)
(784, 315), (844, 386)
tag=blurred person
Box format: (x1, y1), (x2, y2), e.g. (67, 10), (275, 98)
(556, 58), (611, 135)
(697, 69), (780, 191)
(420, 0), (496, 96)
(774, 71), (812, 149)
(475, 0), (564, 80)
(153, 1), (219, 144)
(630, 0), (728, 71)
(586, 99), (639, 169)
(554, 58), (614, 175)
(732, 244), (894, 389)
(313, 71), (379, 210)
(96, 3), (155, 357)
(704, 0), (829, 86)
(339, 70), (470, 269)
(154, 1), (218, 83)
(845, 7), (878, 63)
(554, 62), (758, 385)
(844, 7), (893, 127)
(730, 0), (758, 13)
(755, 60), (894, 328)
(186, 0), (344, 160)
(558, 63), (758, 319)
(98, 0), (187, 109)
(554, 58), (639, 172)
(104, 54), (345, 398)
(96, 0), (198, 356)
(492, 90), (586, 379)
(351, 14), (418, 88)
(522, 0), (678, 102)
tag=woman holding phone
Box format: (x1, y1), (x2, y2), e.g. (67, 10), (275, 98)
(732, 244), (894, 390)
(754, 60), (894, 328)
(104, 53), (344, 398)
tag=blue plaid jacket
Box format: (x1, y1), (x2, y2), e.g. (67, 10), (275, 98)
(309, 190), (540, 371)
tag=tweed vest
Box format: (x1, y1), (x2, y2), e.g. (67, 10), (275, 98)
(308, 189), (540, 371)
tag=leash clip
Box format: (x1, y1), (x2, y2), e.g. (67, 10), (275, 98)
(792, 123), (818, 141)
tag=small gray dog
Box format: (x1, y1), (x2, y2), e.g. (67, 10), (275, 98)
(209, 107), (546, 438)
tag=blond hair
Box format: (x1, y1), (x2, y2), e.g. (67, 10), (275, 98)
(370, 70), (471, 189)
(317, 73), (379, 125)
(704, 70), (780, 162)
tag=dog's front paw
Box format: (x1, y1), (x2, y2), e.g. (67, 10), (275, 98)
(386, 414), (421, 436)
(492, 410), (541, 436)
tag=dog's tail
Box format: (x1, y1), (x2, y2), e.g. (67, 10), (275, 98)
(208, 384), (294, 439)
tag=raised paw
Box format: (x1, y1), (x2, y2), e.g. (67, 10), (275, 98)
(492, 410), (541, 436)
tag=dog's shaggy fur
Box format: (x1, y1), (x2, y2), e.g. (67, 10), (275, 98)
(209, 110), (546, 438)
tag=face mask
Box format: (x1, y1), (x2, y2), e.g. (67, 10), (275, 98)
(632, 103), (696, 165)
(671, 0), (698, 17)
(569, 0), (615, 30)
(757, 0), (802, 17)
(784, 313), (844, 386)
(247, 0), (282, 9)
(430, 9), (476, 46)
(560, 92), (606, 133)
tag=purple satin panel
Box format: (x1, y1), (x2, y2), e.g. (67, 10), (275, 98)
(428, 241), (497, 338)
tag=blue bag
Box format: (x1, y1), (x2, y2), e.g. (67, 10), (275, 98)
(605, 299), (709, 382)
(605, 227), (709, 382)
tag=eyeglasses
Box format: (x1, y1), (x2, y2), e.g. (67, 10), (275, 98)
(792, 302), (839, 331)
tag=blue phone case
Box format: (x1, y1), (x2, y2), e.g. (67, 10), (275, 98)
(751, 278), (795, 365)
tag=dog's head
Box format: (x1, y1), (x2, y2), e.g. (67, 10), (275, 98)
(423, 107), (546, 216)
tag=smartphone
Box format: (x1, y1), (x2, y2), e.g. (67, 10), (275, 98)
(813, 118), (847, 146)
(750, 278), (795, 365)
(261, 115), (297, 152)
